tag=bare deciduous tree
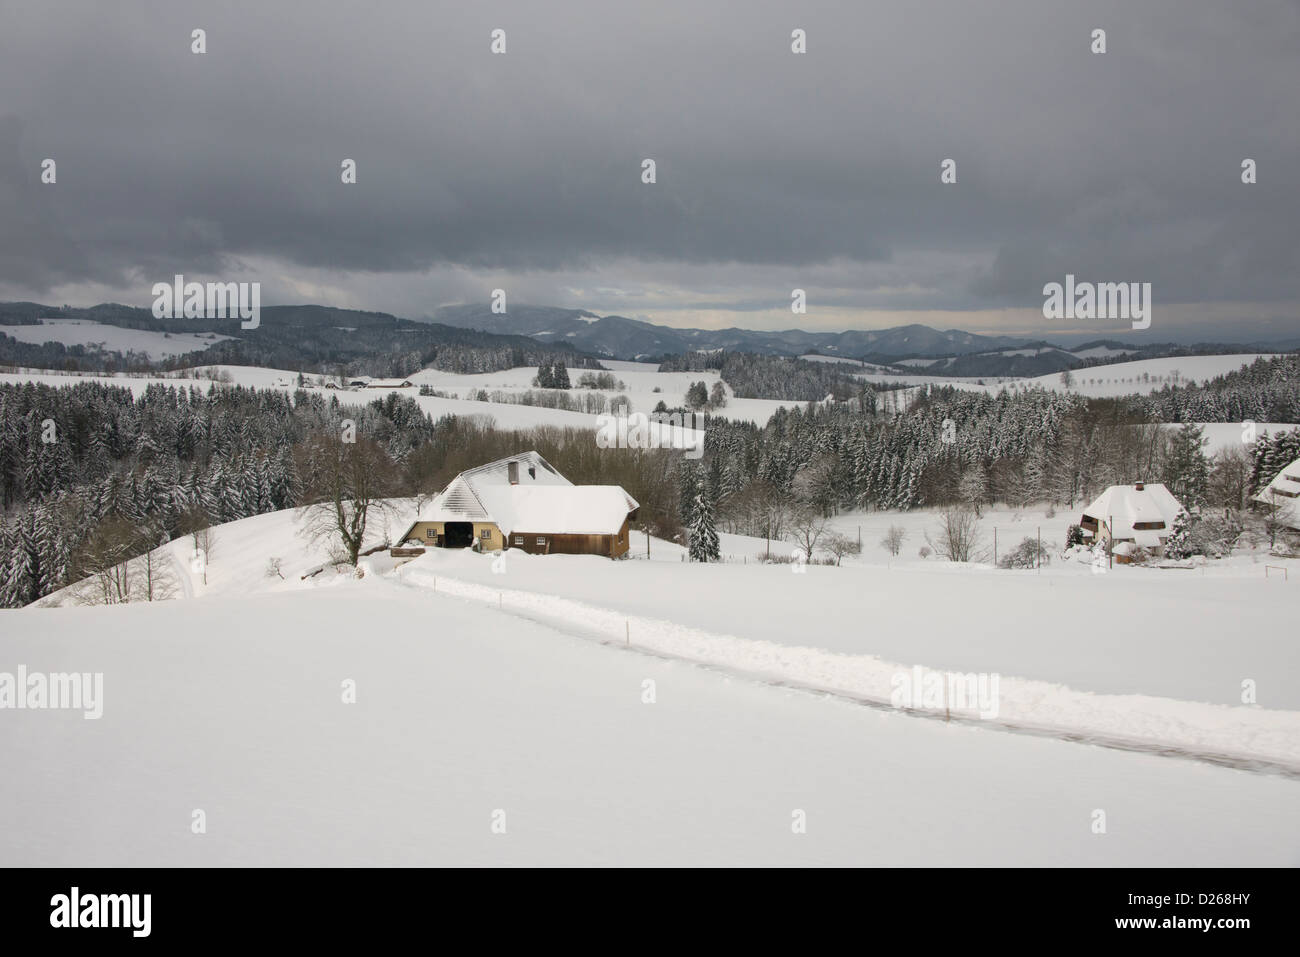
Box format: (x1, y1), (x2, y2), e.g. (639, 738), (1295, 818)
(880, 524), (906, 556)
(926, 506), (986, 562)
(139, 534), (179, 602)
(71, 515), (177, 604)
(297, 433), (399, 565)
(822, 532), (861, 566)
(789, 507), (828, 561)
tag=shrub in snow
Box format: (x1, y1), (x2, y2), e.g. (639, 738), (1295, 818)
(918, 545), (931, 559)
(1044, 504), (1056, 518)
(1271, 540), (1299, 559)
(879, 524), (906, 556)
(1065, 523), (1084, 548)
(1188, 511), (1241, 559)
(998, 537), (1051, 569)
(823, 532), (861, 565)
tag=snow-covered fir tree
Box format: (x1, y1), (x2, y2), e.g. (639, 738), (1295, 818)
(1164, 508), (1193, 560)
(688, 492), (720, 563)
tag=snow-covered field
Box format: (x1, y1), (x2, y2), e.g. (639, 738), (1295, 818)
(7, 497), (1299, 864)
(409, 362), (788, 427)
(1162, 422), (1293, 455)
(4, 558), (1296, 866)
(844, 353), (1278, 398)
(0, 319), (233, 359)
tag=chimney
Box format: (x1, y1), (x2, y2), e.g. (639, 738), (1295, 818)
(507, 460), (519, 485)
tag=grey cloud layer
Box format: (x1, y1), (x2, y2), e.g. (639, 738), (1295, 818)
(1, 0), (1297, 323)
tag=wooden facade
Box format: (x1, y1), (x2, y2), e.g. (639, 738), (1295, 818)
(403, 520), (504, 549)
(403, 517), (631, 557)
(503, 516), (632, 558)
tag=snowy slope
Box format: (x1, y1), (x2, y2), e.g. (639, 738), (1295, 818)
(0, 319), (233, 358)
(3, 580), (1297, 866)
(33, 503), (1300, 764)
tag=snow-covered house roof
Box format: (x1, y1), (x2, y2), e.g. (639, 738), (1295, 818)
(365, 378), (413, 389)
(1253, 456), (1300, 529)
(477, 485), (640, 536)
(1080, 482), (1184, 547)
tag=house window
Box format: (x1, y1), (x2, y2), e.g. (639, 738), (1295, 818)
(536, 537), (546, 546)
(426, 529), (435, 538)
(514, 536), (523, 545)
(481, 529), (491, 540)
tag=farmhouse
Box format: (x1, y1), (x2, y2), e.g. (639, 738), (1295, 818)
(1253, 455), (1300, 530)
(365, 378), (413, 390)
(399, 452), (640, 558)
(1078, 481), (1184, 557)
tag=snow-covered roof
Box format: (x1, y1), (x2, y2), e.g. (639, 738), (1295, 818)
(1081, 483), (1183, 545)
(365, 378), (413, 388)
(477, 485), (639, 536)
(1253, 456), (1300, 529)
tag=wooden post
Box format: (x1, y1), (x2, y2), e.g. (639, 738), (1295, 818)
(993, 527), (997, 566)
(1036, 527), (1040, 571)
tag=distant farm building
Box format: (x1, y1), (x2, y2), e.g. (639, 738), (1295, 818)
(1253, 456), (1300, 530)
(399, 451), (640, 558)
(1079, 482), (1184, 558)
(346, 376), (372, 387)
(365, 378), (413, 390)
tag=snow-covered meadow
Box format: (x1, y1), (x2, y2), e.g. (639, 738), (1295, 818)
(5, 546), (1299, 866)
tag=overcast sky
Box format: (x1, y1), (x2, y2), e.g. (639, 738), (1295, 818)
(1, 0), (1297, 341)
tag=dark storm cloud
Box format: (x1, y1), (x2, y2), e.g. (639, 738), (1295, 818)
(0, 0), (1297, 324)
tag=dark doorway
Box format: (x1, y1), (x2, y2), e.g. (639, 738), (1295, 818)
(443, 522), (474, 548)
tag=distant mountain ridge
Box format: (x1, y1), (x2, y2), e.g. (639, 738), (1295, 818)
(427, 304), (1029, 360)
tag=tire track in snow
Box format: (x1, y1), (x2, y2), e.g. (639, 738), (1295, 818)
(393, 567), (1300, 780)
